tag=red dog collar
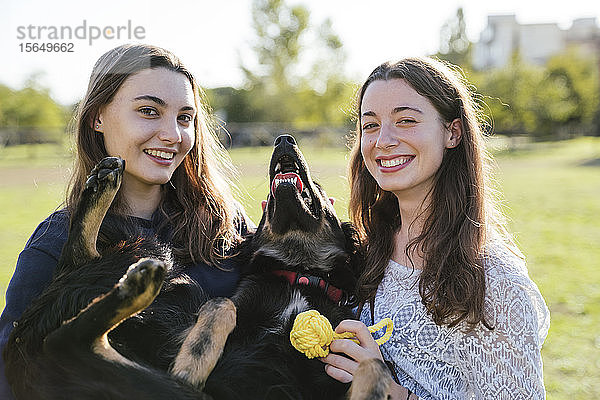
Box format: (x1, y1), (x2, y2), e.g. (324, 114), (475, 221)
(272, 270), (354, 306)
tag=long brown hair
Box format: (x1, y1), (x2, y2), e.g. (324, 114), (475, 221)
(67, 43), (243, 265)
(349, 57), (506, 329)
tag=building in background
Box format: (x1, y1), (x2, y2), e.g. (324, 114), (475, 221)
(472, 15), (600, 70)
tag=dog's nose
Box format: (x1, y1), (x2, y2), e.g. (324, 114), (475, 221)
(274, 134), (296, 147)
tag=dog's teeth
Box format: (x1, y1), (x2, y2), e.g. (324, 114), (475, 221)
(272, 173), (303, 194)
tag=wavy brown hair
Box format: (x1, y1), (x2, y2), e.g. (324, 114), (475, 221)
(349, 57), (507, 329)
(67, 44), (244, 266)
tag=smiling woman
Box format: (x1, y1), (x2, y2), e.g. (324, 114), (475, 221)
(320, 57), (550, 400)
(359, 79), (461, 202)
(95, 68), (197, 218)
(0, 43), (251, 399)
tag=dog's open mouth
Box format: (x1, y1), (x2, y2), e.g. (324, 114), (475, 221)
(270, 172), (303, 195)
(270, 154), (314, 212)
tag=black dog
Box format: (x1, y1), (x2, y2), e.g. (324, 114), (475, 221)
(3, 135), (393, 399)
(203, 134), (363, 399)
(3, 156), (232, 399)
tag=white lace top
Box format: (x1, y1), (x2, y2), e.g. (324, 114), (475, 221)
(360, 242), (550, 400)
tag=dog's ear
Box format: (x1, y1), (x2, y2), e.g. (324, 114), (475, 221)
(341, 222), (361, 253)
(232, 233), (257, 274)
(341, 221), (364, 278)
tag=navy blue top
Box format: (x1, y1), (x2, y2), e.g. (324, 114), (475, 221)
(0, 209), (252, 398)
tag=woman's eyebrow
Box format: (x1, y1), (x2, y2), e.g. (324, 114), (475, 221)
(392, 106), (423, 114)
(133, 95), (166, 106)
(362, 106), (423, 118)
(133, 95), (195, 112)
(361, 110), (377, 117)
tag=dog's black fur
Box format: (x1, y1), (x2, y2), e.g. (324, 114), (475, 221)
(3, 135), (391, 399)
(4, 157), (218, 399)
(204, 135), (362, 399)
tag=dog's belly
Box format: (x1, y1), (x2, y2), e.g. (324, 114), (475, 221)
(203, 279), (351, 399)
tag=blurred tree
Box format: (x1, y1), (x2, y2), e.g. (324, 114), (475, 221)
(294, 17), (355, 125)
(435, 8), (599, 139)
(244, 0), (309, 91)
(436, 7), (472, 68)
(209, 0), (354, 127)
(206, 87), (256, 123)
(0, 84), (12, 128)
(238, 0), (309, 121)
(0, 76), (68, 145)
(472, 54), (537, 136)
(471, 50), (599, 139)
(546, 49), (599, 135)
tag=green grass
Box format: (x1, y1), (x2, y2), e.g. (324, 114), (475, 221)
(1, 137), (599, 399)
(492, 137), (600, 398)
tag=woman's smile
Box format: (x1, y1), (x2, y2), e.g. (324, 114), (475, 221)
(143, 148), (177, 165)
(376, 155), (415, 171)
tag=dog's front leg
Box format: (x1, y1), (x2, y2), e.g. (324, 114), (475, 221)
(347, 358), (395, 400)
(170, 298), (236, 389)
(58, 157), (124, 270)
(44, 258), (166, 366)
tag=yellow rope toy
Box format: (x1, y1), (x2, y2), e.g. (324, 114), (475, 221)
(289, 310), (394, 359)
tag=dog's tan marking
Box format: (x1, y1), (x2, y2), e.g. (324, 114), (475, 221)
(80, 181), (120, 259)
(80, 207), (107, 259)
(348, 358), (394, 400)
(171, 298), (237, 389)
(86, 260), (164, 367)
(100, 260), (164, 329)
(92, 333), (141, 368)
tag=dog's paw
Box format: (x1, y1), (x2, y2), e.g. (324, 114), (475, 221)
(348, 358), (394, 400)
(84, 157), (124, 195)
(116, 258), (166, 301)
(171, 297), (237, 387)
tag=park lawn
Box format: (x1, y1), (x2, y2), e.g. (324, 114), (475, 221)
(0, 137), (599, 399)
(493, 138), (600, 398)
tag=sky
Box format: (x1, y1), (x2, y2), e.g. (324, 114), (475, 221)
(2, 0), (599, 105)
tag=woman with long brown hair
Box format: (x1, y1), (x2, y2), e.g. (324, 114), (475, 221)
(321, 58), (549, 399)
(0, 44), (250, 398)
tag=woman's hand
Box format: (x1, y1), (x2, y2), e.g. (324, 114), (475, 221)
(320, 320), (416, 399)
(320, 319), (383, 383)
